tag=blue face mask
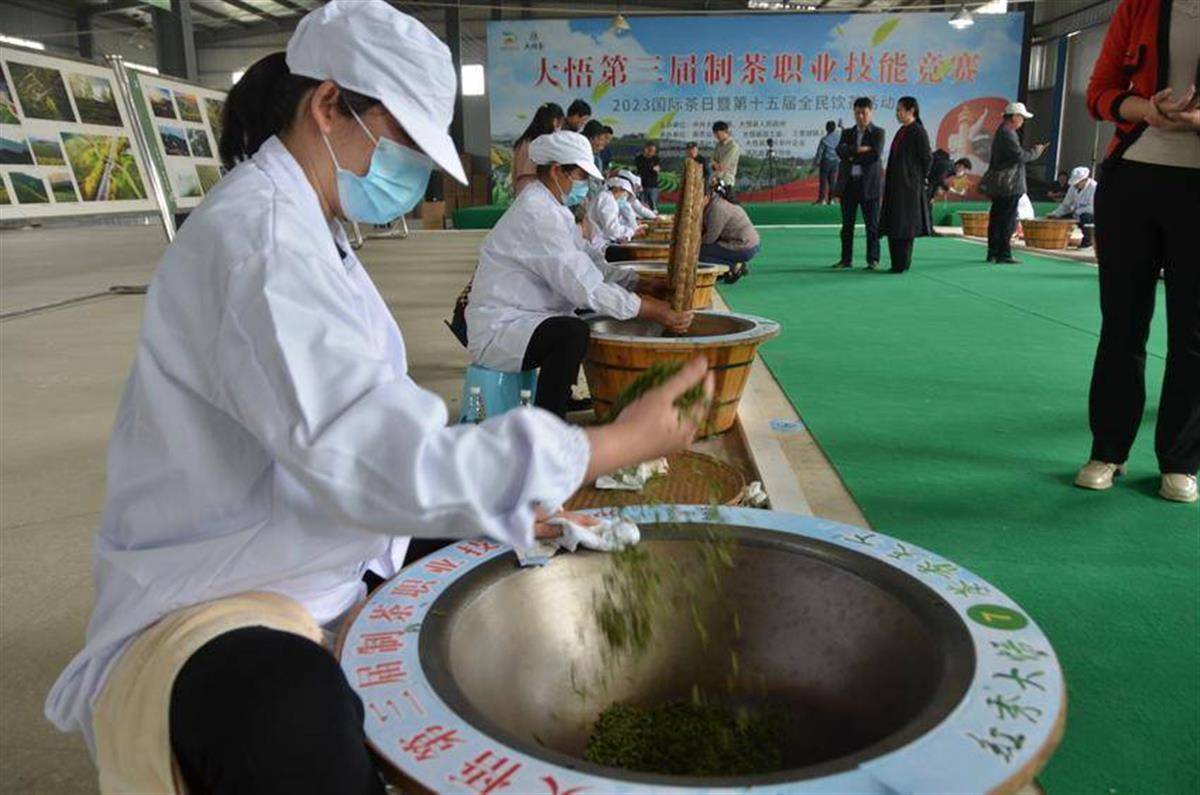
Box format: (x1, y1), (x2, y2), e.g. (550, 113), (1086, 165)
(323, 108), (433, 225)
(617, 196), (630, 210)
(563, 178), (589, 207)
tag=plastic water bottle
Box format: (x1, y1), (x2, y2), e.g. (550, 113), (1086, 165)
(519, 389), (533, 408)
(465, 386), (487, 424)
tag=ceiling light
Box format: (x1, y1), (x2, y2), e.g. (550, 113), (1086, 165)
(611, 14), (631, 33)
(125, 61), (159, 74)
(976, 0), (1008, 13)
(461, 64), (485, 97)
(231, 69), (245, 85)
(747, 0), (817, 8)
(949, 6), (975, 29)
(0, 34), (46, 51)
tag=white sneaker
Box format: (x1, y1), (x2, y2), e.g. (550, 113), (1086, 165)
(1074, 460), (1126, 490)
(1160, 473), (1199, 504)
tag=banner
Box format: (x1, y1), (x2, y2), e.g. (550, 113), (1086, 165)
(0, 47), (156, 219)
(486, 12), (1025, 203)
(129, 72), (227, 211)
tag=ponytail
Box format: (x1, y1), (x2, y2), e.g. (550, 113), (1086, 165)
(220, 52), (381, 170)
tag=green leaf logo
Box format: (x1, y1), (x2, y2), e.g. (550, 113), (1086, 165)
(601, 116), (620, 126)
(935, 58), (955, 81)
(647, 110), (677, 140)
(872, 18), (900, 46)
(592, 81), (613, 102)
(834, 24), (845, 36)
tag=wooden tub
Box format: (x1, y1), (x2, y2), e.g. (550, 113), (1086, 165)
(958, 210), (989, 238)
(610, 260), (729, 309)
(605, 241), (672, 261)
(584, 311), (780, 436)
(1023, 218), (1076, 250)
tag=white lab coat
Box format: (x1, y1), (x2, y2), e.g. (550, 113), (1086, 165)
(466, 181), (641, 372)
(45, 137), (590, 751)
(1049, 179), (1096, 219)
(588, 190), (638, 246)
(626, 193), (657, 221)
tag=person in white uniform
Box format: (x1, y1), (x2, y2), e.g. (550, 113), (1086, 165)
(589, 175), (643, 246)
(467, 131), (691, 418)
(1046, 166), (1097, 247)
(44, 4), (713, 793)
(617, 169), (659, 222)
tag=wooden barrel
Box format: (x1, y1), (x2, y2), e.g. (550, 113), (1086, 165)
(611, 260), (729, 309)
(1023, 218), (1076, 250)
(641, 227), (673, 243)
(959, 210), (989, 238)
(564, 450), (746, 511)
(584, 311), (780, 437)
(606, 242), (671, 261)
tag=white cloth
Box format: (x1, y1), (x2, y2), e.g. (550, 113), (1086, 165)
(595, 457), (669, 490)
(45, 136), (591, 753)
(528, 131), (603, 179)
(1049, 179), (1096, 219)
(588, 190), (639, 245)
(1017, 193), (1035, 220)
(515, 516), (641, 566)
(286, 0), (465, 184)
(466, 181), (641, 371)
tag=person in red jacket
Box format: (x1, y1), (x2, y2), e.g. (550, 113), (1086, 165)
(1075, 0), (1199, 503)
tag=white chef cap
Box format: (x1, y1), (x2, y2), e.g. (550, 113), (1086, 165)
(528, 131), (603, 180)
(1069, 166), (1090, 183)
(606, 176), (635, 193)
(286, 0), (467, 184)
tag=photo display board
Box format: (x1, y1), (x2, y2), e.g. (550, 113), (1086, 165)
(130, 71), (226, 211)
(0, 47), (156, 219)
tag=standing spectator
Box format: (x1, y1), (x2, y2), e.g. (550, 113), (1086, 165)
(701, 182), (760, 283)
(564, 99), (591, 133)
(1046, 166), (1098, 247)
(1046, 170), (1071, 201)
(1074, 0), (1199, 503)
(879, 96), (933, 274)
(509, 102), (563, 197)
(812, 120), (841, 205)
(983, 102), (1047, 264)
(634, 141), (661, 210)
(711, 121), (741, 189)
(581, 120), (607, 195)
(685, 141), (712, 185)
(599, 125), (616, 172)
(832, 97), (885, 269)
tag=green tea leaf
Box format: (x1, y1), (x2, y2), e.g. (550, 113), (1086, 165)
(935, 57), (955, 81)
(834, 24), (845, 36)
(871, 18), (900, 46)
(592, 81), (613, 102)
(601, 116), (621, 126)
(646, 110), (678, 140)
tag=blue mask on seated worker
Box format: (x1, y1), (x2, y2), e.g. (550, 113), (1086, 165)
(323, 106), (433, 224)
(565, 179), (589, 207)
(616, 195), (630, 210)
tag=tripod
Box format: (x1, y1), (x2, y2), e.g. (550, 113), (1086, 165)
(756, 137), (779, 202)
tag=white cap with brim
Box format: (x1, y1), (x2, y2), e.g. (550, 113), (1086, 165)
(617, 169), (642, 189)
(528, 131), (603, 180)
(286, 0), (467, 185)
(1069, 166), (1090, 183)
(606, 176), (635, 193)
(1004, 101), (1034, 119)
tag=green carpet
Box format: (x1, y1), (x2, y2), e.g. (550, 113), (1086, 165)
(450, 200), (1055, 230)
(718, 229), (1198, 793)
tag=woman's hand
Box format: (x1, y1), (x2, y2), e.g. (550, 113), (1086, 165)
(639, 296), (694, 334)
(1145, 88), (1197, 130)
(583, 357), (714, 481)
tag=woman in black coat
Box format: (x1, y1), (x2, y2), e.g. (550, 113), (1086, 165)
(879, 96), (933, 273)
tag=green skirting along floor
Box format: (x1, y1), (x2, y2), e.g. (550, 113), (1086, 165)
(717, 228), (1198, 793)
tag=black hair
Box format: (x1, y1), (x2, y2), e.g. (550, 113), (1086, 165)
(853, 97), (873, 110)
(1057, 170), (1069, 177)
(581, 119), (605, 139)
(644, 140), (657, 150)
(567, 99), (591, 118)
(220, 52), (379, 170)
(897, 96), (921, 124)
(601, 125), (614, 135)
(954, 157), (973, 170)
(516, 102), (564, 146)
(712, 120), (730, 133)
(711, 179), (738, 204)
(825, 120), (837, 133)
(685, 141), (698, 149)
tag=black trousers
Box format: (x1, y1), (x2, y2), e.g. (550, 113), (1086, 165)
(839, 177), (880, 265)
(987, 195), (1020, 259)
(1089, 160), (1200, 474)
(171, 627), (386, 795)
(522, 315), (590, 419)
(887, 237), (914, 273)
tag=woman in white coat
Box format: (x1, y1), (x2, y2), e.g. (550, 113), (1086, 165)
(43, 4), (711, 793)
(589, 175), (644, 246)
(467, 131), (691, 417)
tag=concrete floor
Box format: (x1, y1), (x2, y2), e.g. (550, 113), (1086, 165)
(0, 224), (861, 794)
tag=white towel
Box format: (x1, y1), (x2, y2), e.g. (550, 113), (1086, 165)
(516, 515), (641, 566)
(595, 457), (669, 491)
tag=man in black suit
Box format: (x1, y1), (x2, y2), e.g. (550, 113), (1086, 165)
(833, 97), (885, 269)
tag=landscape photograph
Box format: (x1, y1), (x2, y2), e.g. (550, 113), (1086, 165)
(0, 71), (19, 123)
(159, 125), (190, 156)
(174, 91), (202, 123)
(186, 128), (212, 159)
(148, 86), (175, 119)
(61, 133), (146, 201)
(0, 135), (33, 165)
(29, 135), (66, 166)
(68, 73), (122, 127)
(48, 171), (77, 202)
(195, 164), (220, 194)
(172, 165), (202, 198)
(204, 97), (224, 146)
(0, 178), (10, 204)
(9, 171), (48, 203)
(6, 61), (75, 123)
